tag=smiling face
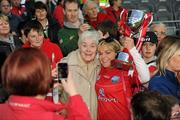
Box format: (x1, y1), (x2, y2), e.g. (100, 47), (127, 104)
(35, 8), (47, 21)
(27, 29), (44, 48)
(64, 2), (79, 23)
(85, 2), (98, 20)
(79, 38), (97, 63)
(98, 45), (116, 68)
(0, 18), (10, 36)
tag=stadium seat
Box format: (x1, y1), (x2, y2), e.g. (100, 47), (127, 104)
(137, 0), (156, 12)
(122, 0), (137, 10)
(154, 0), (173, 21)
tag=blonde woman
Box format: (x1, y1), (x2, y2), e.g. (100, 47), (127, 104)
(96, 38), (141, 120)
(0, 14), (22, 51)
(149, 36), (180, 101)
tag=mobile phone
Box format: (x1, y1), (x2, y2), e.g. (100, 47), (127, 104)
(116, 52), (129, 63)
(58, 63), (68, 80)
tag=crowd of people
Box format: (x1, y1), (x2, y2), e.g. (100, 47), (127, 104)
(0, 0), (180, 120)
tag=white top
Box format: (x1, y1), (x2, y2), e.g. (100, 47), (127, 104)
(130, 47), (150, 83)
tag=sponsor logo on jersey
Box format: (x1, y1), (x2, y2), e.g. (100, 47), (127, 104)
(111, 76), (120, 83)
(98, 88), (119, 103)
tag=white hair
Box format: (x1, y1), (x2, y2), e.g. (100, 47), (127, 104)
(82, 0), (99, 15)
(78, 30), (100, 45)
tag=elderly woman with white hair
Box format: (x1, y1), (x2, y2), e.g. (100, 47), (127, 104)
(60, 30), (101, 120)
(150, 22), (167, 44)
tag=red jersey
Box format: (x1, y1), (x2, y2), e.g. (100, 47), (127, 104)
(53, 5), (64, 27)
(95, 67), (134, 120)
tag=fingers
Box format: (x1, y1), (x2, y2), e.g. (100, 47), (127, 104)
(80, 24), (91, 32)
(61, 71), (77, 96)
(51, 67), (58, 78)
(123, 37), (135, 50)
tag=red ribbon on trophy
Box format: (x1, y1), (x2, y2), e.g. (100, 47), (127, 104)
(118, 9), (153, 51)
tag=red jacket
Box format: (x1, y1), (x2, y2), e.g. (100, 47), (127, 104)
(105, 6), (125, 23)
(0, 95), (90, 120)
(23, 38), (63, 68)
(53, 5), (64, 28)
(96, 67), (139, 120)
(85, 13), (115, 29)
(11, 6), (26, 16)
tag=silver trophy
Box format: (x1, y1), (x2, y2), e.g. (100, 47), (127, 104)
(126, 10), (145, 34)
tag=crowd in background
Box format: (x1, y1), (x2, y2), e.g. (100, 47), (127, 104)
(0, 0), (180, 120)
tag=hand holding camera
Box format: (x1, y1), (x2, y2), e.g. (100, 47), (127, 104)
(61, 70), (77, 96)
(57, 63), (77, 96)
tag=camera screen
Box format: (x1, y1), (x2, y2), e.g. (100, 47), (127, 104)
(58, 63), (68, 80)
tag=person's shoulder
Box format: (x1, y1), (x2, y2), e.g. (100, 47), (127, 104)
(98, 12), (108, 17)
(58, 26), (78, 37)
(66, 50), (78, 58)
(58, 26), (73, 33)
(105, 6), (113, 12)
(10, 13), (22, 21)
(60, 50), (79, 64)
(149, 74), (165, 85)
(44, 39), (59, 47)
(48, 17), (60, 27)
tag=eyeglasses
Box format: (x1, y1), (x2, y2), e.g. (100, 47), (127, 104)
(154, 31), (166, 36)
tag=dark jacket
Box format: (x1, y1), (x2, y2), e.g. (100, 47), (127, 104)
(149, 69), (180, 101)
(45, 17), (61, 44)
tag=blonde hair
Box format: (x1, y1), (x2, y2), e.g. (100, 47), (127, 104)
(156, 36), (180, 75)
(82, 0), (99, 15)
(98, 38), (122, 53)
(0, 14), (9, 23)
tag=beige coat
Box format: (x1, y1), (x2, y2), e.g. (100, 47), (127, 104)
(61, 49), (100, 120)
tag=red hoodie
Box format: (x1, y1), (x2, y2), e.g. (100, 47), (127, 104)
(85, 13), (115, 29)
(0, 95), (90, 120)
(23, 38), (63, 68)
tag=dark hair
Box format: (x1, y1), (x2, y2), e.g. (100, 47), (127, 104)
(17, 20), (28, 37)
(63, 0), (80, 9)
(34, 1), (48, 12)
(0, 0), (11, 6)
(97, 20), (118, 40)
(1, 48), (51, 96)
(23, 20), (44, 37)
(131, 91), (172, 120)
(163, 95), (179, 108)
(108, 0), (115, 6)
(32, 1), (50, 18)
(57, 0), (63, 5)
